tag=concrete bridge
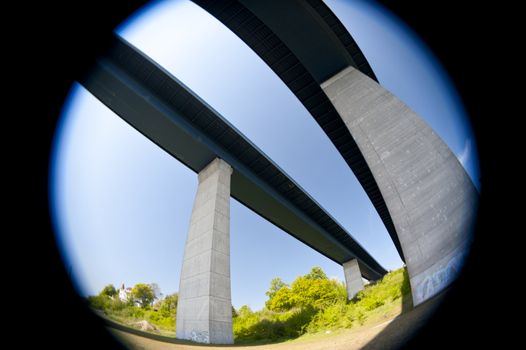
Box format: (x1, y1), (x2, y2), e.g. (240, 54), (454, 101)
(83, 35), (384, 344)
(191, 0), (478, 309)
(81, 0), (478, 344)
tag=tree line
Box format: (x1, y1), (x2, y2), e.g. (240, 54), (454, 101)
(87, 266), (410, 341)
(87, 282), (178, 333)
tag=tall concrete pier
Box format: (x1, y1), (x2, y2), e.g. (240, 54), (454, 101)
(176, 158), (234, 344)
(190, 0), (479, 306)
(322, 67), (478, 305)
(343, 259), (364, 299)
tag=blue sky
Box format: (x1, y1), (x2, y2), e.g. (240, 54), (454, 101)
(50, 0), (479, 310)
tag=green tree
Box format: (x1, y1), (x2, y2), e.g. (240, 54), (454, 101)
(238, 305), (253, 316)
(87, 295), (110, 310)
(290, 276), (344, 309)
(156, 293), (178, 317)
(306, 266), (327, 280)
(266, 286), (294, 311)
(131, 283), (155, 308)
(266, 277), (288, 300)
(266, 267), (345, 311)
(100, 284), (117, 298)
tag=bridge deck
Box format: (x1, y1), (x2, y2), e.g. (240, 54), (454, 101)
(81, 35), (386, 280)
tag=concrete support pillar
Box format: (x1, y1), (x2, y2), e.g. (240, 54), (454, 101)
(343, 259), (364, 299)
(176, 158), (233, 344)
(322, 66), (478, 306)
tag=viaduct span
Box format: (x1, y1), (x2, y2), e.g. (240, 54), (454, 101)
(82, 0), (478, 343)
(191, 0), (478, 308)
(83, 34), (384, 344)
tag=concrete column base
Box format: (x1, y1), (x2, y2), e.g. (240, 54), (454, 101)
(343, 259), (364, 299)
(176, 158), (234, 344)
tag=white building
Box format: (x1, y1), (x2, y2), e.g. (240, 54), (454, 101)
(118, 283), (132, 302)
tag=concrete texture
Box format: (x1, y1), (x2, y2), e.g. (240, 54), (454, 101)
(176, 158), (234, 344)
(343, 259), (364, 299)
(322, 66), (478, 306)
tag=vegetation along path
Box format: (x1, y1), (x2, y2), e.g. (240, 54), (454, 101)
(109, 298), (438, 350)
(94, 267), (441, 349)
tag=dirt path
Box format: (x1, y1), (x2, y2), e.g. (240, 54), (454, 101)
(111, 321), (388, 350)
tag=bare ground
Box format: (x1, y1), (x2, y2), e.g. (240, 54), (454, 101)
(111, 320), (388, 350)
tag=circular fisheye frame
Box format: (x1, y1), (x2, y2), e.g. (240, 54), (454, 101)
(49, 1), (480, 349)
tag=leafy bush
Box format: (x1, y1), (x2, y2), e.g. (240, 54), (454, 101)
(87, 295), (111, 311)
(101, 284), (117, 298)
(155, 293), (178, 318)
(86, 283), (176, 333)
(233, 306), (317, 341)
(234, 266), (411, 341)
(361, 296), (385, 311)
(266, 287), (294, 311)
(306, 303), (350, 332)
(266, 267), (347, 312)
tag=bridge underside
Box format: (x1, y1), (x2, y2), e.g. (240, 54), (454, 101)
(81, 35), (386, 281)
(191, 0), (403, 260)
(191, 0), (479, 305)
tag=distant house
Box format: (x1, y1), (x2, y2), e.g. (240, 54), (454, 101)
(118, 283), (133, 302)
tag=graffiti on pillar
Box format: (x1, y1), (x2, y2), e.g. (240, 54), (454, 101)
(190, 330), (210, 344)
(415, 254), (463, 304)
